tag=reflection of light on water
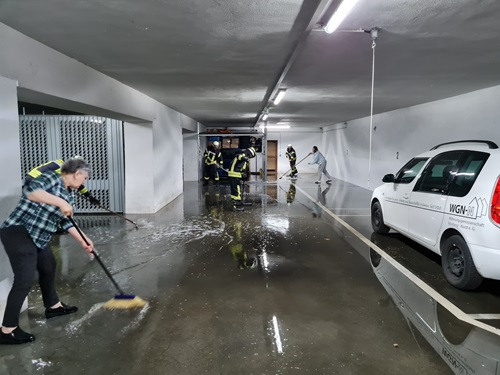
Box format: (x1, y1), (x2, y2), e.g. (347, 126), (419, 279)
(32, 358), (52, 369)
(263, 215), (289, 235)
(271, 315), (284, 354)
(260, 251), (270, 273)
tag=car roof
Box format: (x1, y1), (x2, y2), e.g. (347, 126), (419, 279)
(416, 141), (499, 158)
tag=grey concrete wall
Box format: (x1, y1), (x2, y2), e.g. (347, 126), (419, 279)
(323, 85), (500, 190)
(0, 22), (196, 214)
(0, 76), (25, 319)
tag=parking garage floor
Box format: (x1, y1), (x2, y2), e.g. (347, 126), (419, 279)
(2, 175), (500, 374)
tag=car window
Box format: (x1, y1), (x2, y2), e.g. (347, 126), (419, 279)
(413, 151), (463, 194)
(448, 151), (489, 197)
(394, 158), (428, 184)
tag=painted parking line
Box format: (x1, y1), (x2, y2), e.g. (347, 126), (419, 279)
(292, 183), (500, 336)
(335, 215), (371, 217)
(468, 314), (500, 320)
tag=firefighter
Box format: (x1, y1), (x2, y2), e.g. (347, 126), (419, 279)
(228, 147), (256, 211)
(25, 157), (100, 205)
(203, 141), (223, 186)
(286, 144), (298, 178)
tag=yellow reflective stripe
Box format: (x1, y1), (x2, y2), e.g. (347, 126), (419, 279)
(228, 171), (242, 178)
(28, 169), (42, 178)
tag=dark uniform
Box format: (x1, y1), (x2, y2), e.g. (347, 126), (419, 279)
(25, 159), (99, 205)
(203, 145), (223, 186)
(228, 148), (256, 211)
(286, 145), (298, 178)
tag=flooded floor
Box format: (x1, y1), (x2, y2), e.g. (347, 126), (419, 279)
(3, 175), (499, 374)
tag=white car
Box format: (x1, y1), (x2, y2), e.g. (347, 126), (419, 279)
(371, 140), (500, 290)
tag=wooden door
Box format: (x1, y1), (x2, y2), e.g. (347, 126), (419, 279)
(267, 140), (278, 175)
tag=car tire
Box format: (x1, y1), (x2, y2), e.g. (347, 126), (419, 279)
(441, 235), (483, 290)
(371, 201), (390, 234)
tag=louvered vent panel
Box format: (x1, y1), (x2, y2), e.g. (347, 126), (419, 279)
(19, 117), (49, 179)
(59, 117), (110, 212)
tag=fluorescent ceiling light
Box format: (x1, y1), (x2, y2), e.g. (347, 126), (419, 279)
(273, 89), (287, 105)
(259, 125), (290, 129)
(262, 113), (268, 121)
(324, 0), (361, 34)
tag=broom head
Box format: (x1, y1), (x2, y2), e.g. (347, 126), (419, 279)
(103, 294), (147, 309)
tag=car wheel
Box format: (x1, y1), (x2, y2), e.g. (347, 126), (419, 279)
(441, 235), (483, 290)
(371, 201), (390, 234)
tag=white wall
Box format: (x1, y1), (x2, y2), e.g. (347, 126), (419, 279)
(153, 107), (183, 211)
(324, 85), (500, 190)
(124, 122), (155, 213)
(183, 133), (201, 182)
(0, 76), (26, 319)
(265, 129), (323, 175)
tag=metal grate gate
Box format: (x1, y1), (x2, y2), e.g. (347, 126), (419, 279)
(19, 115), (125, 213)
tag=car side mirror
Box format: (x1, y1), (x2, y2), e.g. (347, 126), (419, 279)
(382, 174), (395, 183)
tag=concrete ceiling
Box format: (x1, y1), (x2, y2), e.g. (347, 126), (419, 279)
(1, 0), (500, 129)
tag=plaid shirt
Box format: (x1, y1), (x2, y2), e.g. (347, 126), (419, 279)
(1, 171), (74, 249)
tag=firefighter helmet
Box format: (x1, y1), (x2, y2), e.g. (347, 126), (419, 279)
(245, 148), (256, 159)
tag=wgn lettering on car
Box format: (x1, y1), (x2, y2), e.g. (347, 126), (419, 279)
(448, 197), (488, 219)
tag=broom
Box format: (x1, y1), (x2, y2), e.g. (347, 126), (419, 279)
(68, 217), (146, 309)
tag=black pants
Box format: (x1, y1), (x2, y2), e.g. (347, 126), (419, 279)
(289, 160), (297, 175)
(203, 164), (219, 182)
(0, 226), (59, 327)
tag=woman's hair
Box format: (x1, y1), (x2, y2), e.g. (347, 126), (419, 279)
(61, 158), (92, 176)
(312, 146), (318, 152)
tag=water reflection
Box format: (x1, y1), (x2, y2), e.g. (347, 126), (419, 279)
(369, 241), (500, 374)
(312, 184), (331, 218)
(229, 221), (257, 270)
(286, 182), (296, 205)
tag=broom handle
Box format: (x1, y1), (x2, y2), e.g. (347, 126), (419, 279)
(279, 153), (311, 179)
(68, 217), (125, 295)
(79, 194), (139, 228)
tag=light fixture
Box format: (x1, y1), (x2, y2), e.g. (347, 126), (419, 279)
(262, 112), (268, 121)
(273, 88), (287, 105)
(324, 0), (361, 34)
(259, 125), (290, 129)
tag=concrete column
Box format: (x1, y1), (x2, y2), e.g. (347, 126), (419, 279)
(0, 75), (27, 319)
(123, 122), (155, 213)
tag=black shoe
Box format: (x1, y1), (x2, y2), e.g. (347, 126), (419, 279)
(0, 327), (35, 345)
(233, 205), (244, 212)
(45, 303), (78, 319)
